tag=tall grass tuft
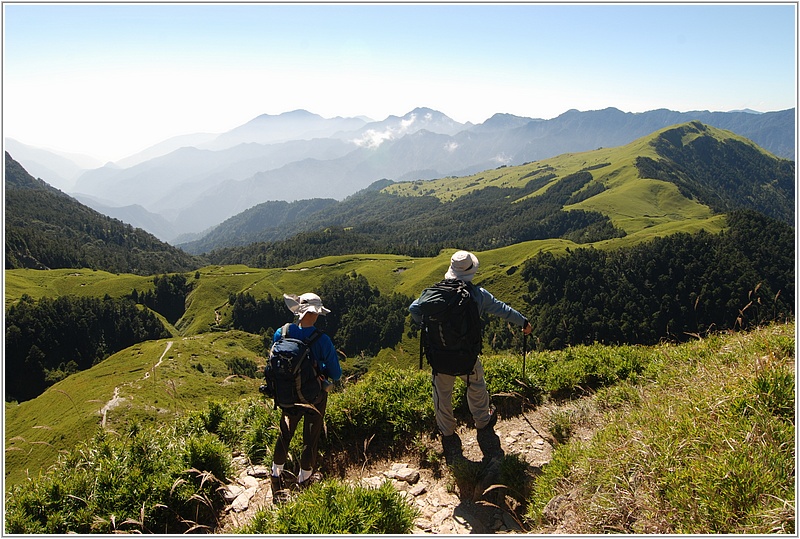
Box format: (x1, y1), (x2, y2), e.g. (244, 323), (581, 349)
(237, 479), (418, 534)
(324, 366), (435, 448)
(4, 424), (231, 534)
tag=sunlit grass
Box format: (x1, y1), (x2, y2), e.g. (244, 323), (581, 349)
(526, 323), (795, 534)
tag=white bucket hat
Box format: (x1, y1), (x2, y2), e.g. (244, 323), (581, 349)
(444, 250), (479, 281)
(283, 292), (331, 319)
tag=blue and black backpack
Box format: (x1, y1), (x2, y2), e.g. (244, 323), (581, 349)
(262, 323), (324, 410)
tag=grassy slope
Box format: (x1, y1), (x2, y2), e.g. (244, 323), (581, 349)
(4, 268), (155, 309)
(5, 331), (264, 486)
(527, 322), (795, 533)
(384, 124), (728, 238)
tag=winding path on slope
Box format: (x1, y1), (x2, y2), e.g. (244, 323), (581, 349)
(99, 341), (174, 427)
(143, 340), (174, 380)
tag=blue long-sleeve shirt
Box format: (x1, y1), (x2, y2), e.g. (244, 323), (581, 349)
(273, 324), (342, 381)
(409, 282), (527, 328)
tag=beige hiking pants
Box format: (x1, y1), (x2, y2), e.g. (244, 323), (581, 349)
(431, 358), (492, 436)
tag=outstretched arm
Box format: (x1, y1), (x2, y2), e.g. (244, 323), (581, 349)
(474, 286), (529, 330)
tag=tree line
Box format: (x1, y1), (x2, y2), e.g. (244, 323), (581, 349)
(132, 273), (193, 324)
(521, 210), (794, 349)
(5, 295), (170, 402)
(229, 272), (413, 361)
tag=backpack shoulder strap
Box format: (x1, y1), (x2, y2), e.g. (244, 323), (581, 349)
(304, 328), (323, 346)
(280, 322), (292, 340)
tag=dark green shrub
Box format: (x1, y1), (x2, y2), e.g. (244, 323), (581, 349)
(324, 366), (435, 447)
(225, 356), (259, 378)
(239, 479), (418, 534)
(185, 433), (231, 481)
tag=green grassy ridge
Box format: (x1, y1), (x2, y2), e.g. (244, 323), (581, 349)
(4, 268), (155, 309)
(382, 123), (771, 238)
(527, 322), (795, 533)
(6, 250), (535, 336)
(4, 331), (264, 486)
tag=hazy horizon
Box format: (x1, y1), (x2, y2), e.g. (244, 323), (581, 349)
(3, 3), (796, 163)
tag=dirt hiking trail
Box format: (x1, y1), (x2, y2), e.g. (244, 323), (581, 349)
(217, 395), (599, 534)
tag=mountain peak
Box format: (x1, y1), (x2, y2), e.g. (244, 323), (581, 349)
(282, 109), (323, 119)
(473, 113), (537, 132)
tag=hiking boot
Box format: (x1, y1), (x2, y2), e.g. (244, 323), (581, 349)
(476, 415), (504, 462)
(479, 403), (498, 432)
(297, 471), (322, 490)
(441, 432), (464, 465)
(270, 475), (291, 504)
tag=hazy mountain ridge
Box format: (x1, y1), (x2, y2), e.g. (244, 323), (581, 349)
(180, 122), (794, 257)
(6, 106), (794, 242)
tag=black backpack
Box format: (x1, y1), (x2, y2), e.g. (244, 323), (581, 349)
(417, 279), (482, 376)
(262, 323), (324, 410)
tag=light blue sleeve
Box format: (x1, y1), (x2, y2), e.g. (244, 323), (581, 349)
(408, 298), (422, 324)
(474, 286), (527, 327)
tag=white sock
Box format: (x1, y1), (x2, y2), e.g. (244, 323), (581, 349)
(297, 468), (312, 483)
(271, 463), (284, 477)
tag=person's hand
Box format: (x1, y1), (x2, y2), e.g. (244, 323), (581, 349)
(523, 321), (532, 335)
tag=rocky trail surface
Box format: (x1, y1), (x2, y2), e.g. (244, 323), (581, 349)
(216, 396), (599, 534)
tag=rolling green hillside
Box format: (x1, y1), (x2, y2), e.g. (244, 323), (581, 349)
(385, 121), (792, 230)
(197, 122), (790, 266)
(5, 331), (264, 486)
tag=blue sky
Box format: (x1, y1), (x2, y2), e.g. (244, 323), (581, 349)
(3, 3), (797, 163)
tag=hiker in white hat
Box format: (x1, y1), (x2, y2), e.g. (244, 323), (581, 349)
(444, 250), (479, 281)
(409, 250), (532, 464)
(269, 292), (340, 503)
(283, 292), (332, 319)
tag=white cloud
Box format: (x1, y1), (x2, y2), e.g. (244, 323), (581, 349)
(492, 153), (512, 165)
(445, 141), (459, 152)
(352, 112), (420, 148)
(352, 129), (394, 149)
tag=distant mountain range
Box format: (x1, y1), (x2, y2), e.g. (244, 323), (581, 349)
(6, 106), (794, 243)
(3, 119), (794, 294)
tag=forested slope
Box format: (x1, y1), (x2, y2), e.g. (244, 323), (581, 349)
(4, 152), (202, 275)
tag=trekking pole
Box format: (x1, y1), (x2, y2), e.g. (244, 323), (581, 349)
(522, 332), (528, 379)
